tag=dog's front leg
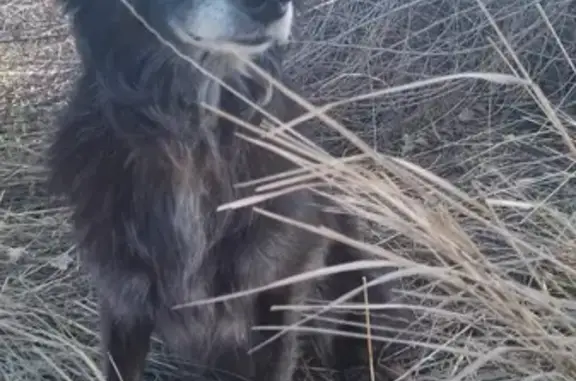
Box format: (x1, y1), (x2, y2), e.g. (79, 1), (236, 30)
(98, 274), (155, 381)
(250, 287), (303, 381)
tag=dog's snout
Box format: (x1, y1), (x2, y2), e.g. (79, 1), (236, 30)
(244, 0), (291, 23)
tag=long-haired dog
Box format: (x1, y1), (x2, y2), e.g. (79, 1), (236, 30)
(47, 1), (413, 380)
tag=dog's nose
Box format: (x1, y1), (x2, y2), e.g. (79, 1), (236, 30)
(244, 0), (291, 23)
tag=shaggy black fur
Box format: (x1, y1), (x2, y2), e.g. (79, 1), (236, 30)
(47, 1), (414, 381)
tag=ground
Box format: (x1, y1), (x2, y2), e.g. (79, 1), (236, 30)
(1, 0), (576, 380)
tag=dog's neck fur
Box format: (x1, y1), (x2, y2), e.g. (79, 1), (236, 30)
(86, 44), (277, 123)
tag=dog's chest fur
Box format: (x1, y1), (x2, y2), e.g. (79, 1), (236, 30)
(66, 64), (330, 361)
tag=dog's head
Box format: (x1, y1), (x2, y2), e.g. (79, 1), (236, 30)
(149, 0), (295, 56)
(63, 0), (297, 111)
(63, 0), (297, 64)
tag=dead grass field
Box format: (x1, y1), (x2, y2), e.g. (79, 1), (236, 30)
(1, 0), (576, 380)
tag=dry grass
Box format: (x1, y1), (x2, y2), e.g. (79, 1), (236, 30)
(2, 0), (576, 380)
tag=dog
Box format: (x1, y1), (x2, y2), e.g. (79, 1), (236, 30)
(47, 1), (413, 380)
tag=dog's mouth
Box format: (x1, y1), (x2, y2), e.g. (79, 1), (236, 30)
(229, 35), (271, 46)
(181, 33), (275, 56)
(171, 1), (293, 56)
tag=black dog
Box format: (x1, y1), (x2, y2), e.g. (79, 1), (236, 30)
(47, 1), (413, 380)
